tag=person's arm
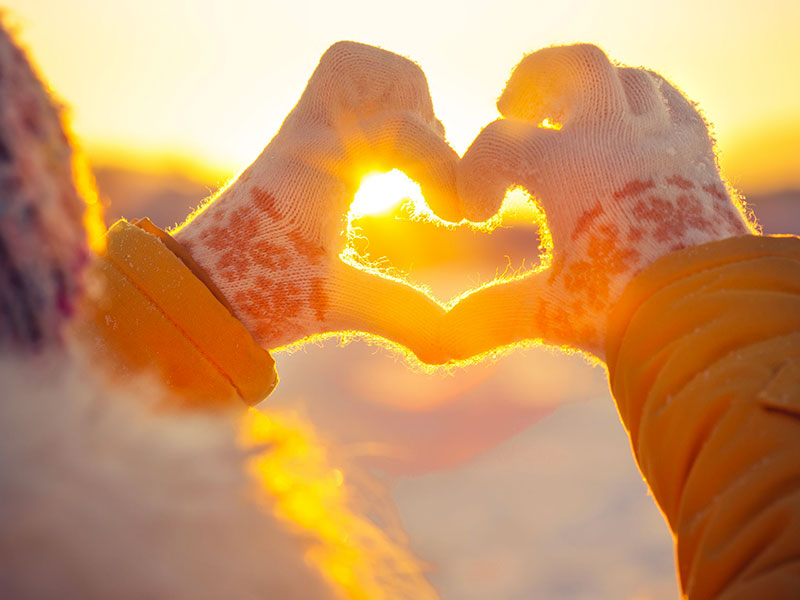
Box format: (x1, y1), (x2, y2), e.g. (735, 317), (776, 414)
(447, 44), (800, 597)
(77, 41), (460, 408)
(446, 44), (753, 362)
(607, 234), (800, 599)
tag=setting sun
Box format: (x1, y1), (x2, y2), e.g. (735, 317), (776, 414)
(349, 169), (424, 218)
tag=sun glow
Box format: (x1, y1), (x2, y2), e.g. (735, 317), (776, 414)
(303, 183), (560, 372)
(240, 408), (437, 598)
(350, 170), (424, 218)
(539, 118), (563, 130)
(343, 183), (553, 307)
(72, 150), (107, 253)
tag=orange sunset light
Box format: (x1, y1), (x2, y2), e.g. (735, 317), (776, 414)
(350, 170), (422, 218)
(5, 0), (799, 196)
(4, 4), (797, 599)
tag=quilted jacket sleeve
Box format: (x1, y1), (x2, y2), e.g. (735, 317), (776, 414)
(606, 235), (800, 599)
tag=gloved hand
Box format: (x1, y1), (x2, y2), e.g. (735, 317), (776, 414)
(174, 41), (459, 363)
(446, 44), (753, 361)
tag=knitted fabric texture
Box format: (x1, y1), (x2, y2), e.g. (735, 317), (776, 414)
(175, 41), (459, 363)
(0, 24), (89, 350)
(449, 44), (753, 360)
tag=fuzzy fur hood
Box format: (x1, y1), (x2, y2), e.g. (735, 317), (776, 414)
(0, 346), (334, 599)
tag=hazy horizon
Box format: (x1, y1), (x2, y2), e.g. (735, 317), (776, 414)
(6, 0), (800, 196)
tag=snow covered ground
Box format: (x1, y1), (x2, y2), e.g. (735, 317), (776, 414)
(393, 390), (678, 599)
(272, 342), (678, 599)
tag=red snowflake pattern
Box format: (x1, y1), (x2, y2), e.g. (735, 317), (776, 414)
(539, 172), (743, 353)
(613, 178), (655, 200)
(534, 299), (577, 344)
(251, 186), (284, 222)
(563, 223), (641, 309)
(234, 277), (305, 343)
(184, 183), (332, 347)
(571, 203), (605, 241)
(632, 194), (712, 246)
(701, 183), (747, 235)
(665, 175), (695, 190)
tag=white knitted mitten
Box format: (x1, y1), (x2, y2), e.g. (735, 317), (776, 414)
(175, 42), (459, 362)
(448, 44), (752, 360)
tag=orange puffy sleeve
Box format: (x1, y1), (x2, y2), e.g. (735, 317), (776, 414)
(606, 235), (800, 599)
(77, 219), (278, 410)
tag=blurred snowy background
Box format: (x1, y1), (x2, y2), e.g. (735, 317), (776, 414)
(95, 166), (799, 599)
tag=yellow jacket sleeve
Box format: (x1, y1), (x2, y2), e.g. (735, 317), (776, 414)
(606, 235), (800, 599)
(78, 219), (278, 410)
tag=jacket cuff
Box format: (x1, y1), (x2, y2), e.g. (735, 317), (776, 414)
(82, 219), (278, 409)
(606, 234), (800, 370)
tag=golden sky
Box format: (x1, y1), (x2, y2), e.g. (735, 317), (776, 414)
(6, 0), (800, 193)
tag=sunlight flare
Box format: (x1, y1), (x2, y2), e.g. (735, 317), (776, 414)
(240, 408), (437, 598)
(350, 170), (423, 218)
(539, 118), (563, 130)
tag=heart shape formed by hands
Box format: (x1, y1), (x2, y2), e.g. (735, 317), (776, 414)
(176, 41), (751, 366)
(345, 171), (548, 307)
(341, 43), (750, 365)
(340, 173), (554, 363)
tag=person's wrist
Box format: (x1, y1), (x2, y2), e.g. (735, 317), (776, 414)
(133, 218), (237, 316)
(172, 163), (287, 274)
(542, 165), (750, 360)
